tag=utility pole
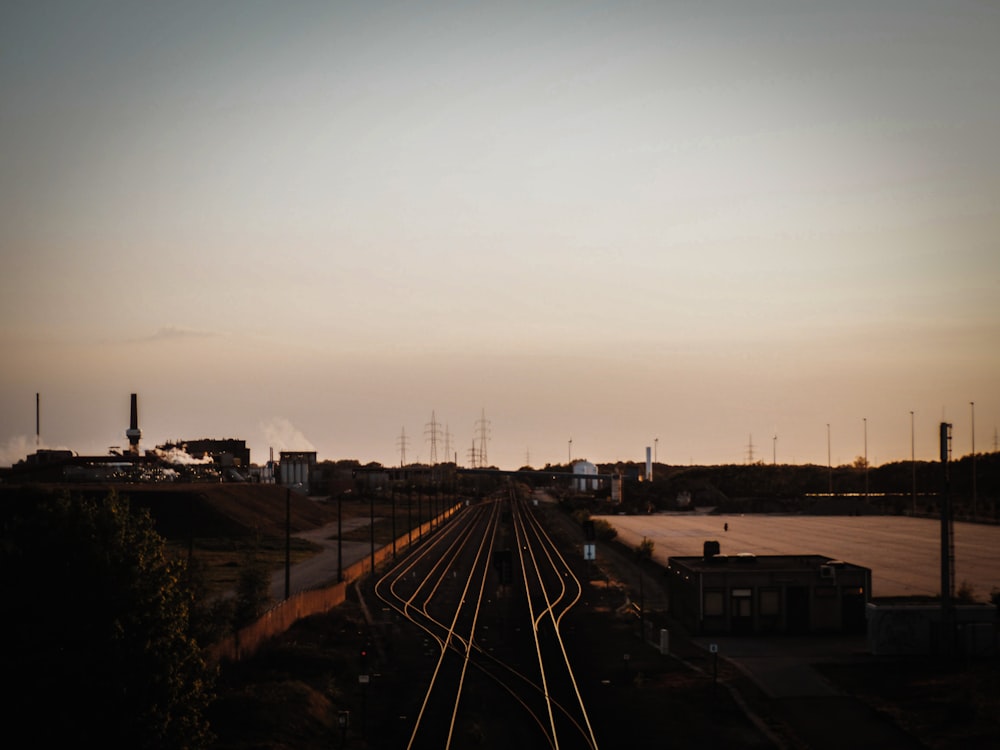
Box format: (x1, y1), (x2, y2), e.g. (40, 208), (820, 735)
(425, 411), (441, 465)
(863, 417), (868, 498)
(475, 409), (491, 468)
(911, 411), (916, 516)
(397, 427), (409, 468)
(971, 401), (977, 519)
(940, 421), (955, 654)
(827, 423), (832, 495)
(443, 424), (453, 466)
(285, 488), (291, 600)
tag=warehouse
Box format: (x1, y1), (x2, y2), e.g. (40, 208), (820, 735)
(666, 544), (872, 635)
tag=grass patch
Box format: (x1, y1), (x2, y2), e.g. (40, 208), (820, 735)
(167, 537), (322, 598)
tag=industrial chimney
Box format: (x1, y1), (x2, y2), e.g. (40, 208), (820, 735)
(126, 393), (141, 455)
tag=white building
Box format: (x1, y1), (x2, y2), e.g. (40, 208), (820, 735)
(572, 460), (598, 491)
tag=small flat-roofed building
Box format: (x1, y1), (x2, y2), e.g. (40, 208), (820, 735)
(666, 549), (871, 635)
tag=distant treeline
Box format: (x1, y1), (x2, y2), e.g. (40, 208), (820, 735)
(563, 453), (1000, 519)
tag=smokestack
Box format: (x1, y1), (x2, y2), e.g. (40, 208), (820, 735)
(36, 393), (40, 447)
(646, 446), (652, 481)
(126, 393), (141, 455)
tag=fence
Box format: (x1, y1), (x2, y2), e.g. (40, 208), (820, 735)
(206, 502), (463, 664)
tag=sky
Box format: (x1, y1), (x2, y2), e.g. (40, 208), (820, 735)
(2, 0), (998, 470)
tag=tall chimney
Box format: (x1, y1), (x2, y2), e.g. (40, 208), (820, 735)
(36, 393), (40, 447)
(126, 393), (141, 455)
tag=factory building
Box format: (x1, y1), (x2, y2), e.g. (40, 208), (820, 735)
(666, 546), (871, 635)
(160, 438), (251, 468)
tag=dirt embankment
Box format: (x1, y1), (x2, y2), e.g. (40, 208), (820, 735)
(0, 483), (339, 539)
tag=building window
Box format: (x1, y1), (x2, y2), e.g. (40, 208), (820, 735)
(704, 590), (725, 616)
(760, 588), (780, 616)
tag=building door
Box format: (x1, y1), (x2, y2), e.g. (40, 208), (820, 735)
(786, 586), (809, 634)
(730, 589), (753, 634)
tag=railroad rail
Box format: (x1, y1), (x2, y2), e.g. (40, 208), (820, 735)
(374, 488), (599, 749)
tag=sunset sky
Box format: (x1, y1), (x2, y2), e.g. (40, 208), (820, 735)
(2, 1), (998, 470)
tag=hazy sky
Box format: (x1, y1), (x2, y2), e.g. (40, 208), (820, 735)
(2, 0), (998, 470)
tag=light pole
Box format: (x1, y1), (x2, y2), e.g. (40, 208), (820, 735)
(654, 437), (659, 464)
(911, 411), (916, 516)
(863, 417), (868, 498)
(772, 434), (777, 466)
(827, 423), (832, 495)
(568, 438), (572, 465)
(971, 401), (977, 519)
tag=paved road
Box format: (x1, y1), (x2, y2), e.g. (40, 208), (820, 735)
(267, 517), (373, 600)
(600, 512), (1000, 600)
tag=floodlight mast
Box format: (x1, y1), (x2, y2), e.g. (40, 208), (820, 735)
(940, 421), (955, 653)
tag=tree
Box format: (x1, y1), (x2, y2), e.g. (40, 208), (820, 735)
(0, 490), (215, 748)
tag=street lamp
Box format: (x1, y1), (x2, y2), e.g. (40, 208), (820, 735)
(863, 417), (868, 498)
(911, 411), (916, 516)
(827, 423), (832, 495)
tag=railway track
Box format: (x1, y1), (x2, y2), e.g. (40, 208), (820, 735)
(374, 487), (599, 749)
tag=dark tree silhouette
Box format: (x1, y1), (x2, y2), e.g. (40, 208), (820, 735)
(1, 490), (215, 748)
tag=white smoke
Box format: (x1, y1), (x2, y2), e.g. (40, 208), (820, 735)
(153, 446), (215, 465)
(0, 435), (59, 467)
(259, 417), (316, 454)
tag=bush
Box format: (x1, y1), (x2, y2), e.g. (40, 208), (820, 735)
(593, 518), (617, 541)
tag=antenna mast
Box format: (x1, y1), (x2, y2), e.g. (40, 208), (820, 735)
(746, 434), (755, 464)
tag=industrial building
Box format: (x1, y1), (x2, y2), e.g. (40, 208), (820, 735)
(279, 451), (318, 492)
(158, 438), (251, 468)
(571, 460), (598, 491)
(666, 545), (871, 635)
